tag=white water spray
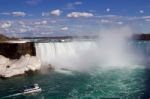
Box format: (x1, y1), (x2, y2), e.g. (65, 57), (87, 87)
(95, 27), (139, 67)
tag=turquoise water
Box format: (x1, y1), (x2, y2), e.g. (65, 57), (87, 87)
(0, 66), (148, 99)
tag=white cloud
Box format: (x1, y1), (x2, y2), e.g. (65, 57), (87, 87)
(42, 20), (48, 24)
(42, 10), (62, 17)
(116, 21), (123, 25)
(67, 12), (94, 18)
(106, 8), (110, 12)
(61, 27), (69, 31)
(51, 9), (62, 16)
(34, 20), (48, 25)
(74, 1), (82, 5)
(42, 12), (49, 17)
(100, 19), (112, 23)
(18, 21), (25, 25)
(12, 11), (26, 17)
(139, 10), (144, 14)
(1, 21), (11, 28)
(1, 14), (149, 37)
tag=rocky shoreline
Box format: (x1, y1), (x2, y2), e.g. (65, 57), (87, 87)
(0, 54), (41, 78)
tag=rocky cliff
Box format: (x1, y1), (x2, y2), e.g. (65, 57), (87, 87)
(0, 54), (41, 78)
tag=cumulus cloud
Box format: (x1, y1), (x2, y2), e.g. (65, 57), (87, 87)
(42, 9), (62, 17)
(106, 8), (110, 12)
(12, 11), (26, 17)
(0, 14), (148, 37)
(139, 10), (144, 14)
(50, 9), (62, 16)
(61, 27), (69, 31)
(1, 21), (11, 28)
(67, 12), (94, 18)
(34, 20), (48, 25)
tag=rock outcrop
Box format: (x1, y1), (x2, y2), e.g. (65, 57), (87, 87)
(0, 54), (41, 78)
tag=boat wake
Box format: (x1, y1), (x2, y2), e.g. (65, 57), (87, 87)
(2, 84), (42, 98)
(1, 93), (22, 98)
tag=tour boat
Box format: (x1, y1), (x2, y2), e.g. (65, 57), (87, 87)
(23, 84), (42, 94)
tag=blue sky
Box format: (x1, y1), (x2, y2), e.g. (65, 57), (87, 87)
(0, 0), (150, 37)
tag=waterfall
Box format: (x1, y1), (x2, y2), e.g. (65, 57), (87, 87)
(35, 41), (97, 70)
(35, 40), (150, 70)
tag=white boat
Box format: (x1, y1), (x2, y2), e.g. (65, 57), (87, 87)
(23, 84), (42, 95)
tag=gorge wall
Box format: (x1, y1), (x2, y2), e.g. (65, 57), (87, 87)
(0, 42), (36, 59)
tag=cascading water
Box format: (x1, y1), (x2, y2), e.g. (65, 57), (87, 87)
(35, 41), (97, 70)
(35, 41), (146, 70)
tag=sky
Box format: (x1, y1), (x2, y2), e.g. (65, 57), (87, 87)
(0, 0), (150, 37)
